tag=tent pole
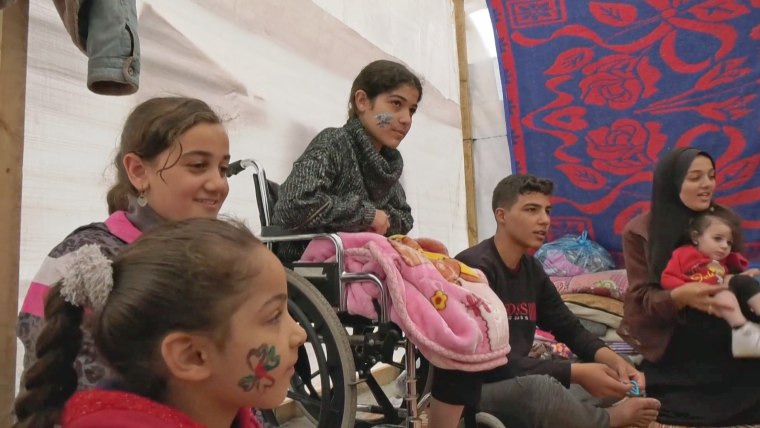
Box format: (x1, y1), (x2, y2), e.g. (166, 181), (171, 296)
(453, 0), (478, 246)
(0, 0), (29, 421)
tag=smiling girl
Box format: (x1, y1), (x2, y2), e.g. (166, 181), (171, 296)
(17, 97), (231, 392)
(272, 59), (422, 261)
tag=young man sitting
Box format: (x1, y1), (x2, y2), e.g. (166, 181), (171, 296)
(428, 174), (661, 428)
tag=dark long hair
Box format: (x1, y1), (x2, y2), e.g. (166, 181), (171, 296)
(347, 60), (423, 119)
(647, 148), (716, 283)
(13, 219), (264, 427)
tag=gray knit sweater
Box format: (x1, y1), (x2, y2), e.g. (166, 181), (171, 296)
(272, 118), (413, 261)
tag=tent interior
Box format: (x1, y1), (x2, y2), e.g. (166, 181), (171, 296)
(3, 0), (508, 417)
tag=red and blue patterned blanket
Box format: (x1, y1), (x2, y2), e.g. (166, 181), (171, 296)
(486, 0), (760, 264)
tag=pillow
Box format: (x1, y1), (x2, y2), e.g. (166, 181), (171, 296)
(550, 269), (629, 301)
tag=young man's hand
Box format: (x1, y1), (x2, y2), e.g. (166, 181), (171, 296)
(570, 362), (630, 399)
(594, 347), (646, 389)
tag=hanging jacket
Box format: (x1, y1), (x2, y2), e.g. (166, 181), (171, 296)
(52, 0), (140, 95)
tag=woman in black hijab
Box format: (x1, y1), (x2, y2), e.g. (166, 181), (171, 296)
(620, 147), (760, 425)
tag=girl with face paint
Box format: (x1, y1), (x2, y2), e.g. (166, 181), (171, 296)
(14, 218), (307, 428)
(272, 59), (422, 262)
(619, 148), (760, 425)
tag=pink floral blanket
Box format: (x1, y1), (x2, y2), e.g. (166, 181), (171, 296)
(301, 233), (510, 372)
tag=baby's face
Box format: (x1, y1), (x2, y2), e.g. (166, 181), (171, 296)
(696, 220), (733, 261)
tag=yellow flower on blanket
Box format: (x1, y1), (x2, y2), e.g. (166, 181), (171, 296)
(431, 290), (448, 310)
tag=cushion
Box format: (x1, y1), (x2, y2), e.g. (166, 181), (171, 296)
(550, 269), (629, 301)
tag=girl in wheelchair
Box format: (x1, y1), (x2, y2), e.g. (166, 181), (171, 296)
(14, 218), (307, 427)
(272, 59), (422, 261)
(268, 59), (508, 428)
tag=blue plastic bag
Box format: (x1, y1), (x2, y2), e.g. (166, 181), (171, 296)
(536, 231), (614, 276)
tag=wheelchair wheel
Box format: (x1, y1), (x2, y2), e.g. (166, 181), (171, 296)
(265, 269), (357, 427)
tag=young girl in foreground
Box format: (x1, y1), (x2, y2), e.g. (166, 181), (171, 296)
(14, 218), (306, 428)
(662, 210), (760, 357)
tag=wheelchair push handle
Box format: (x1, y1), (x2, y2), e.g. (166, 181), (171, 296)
(226, 159), (247, 177)
(227, 158), (263, 178)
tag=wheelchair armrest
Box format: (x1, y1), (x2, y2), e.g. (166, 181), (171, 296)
(258, 231), (391, 323)
(260, 225), (286, 237)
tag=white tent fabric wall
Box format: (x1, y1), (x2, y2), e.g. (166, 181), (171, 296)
(16, 0), (479, 388)
(465, 0), (512, 243)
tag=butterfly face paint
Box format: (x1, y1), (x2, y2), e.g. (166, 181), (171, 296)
(375, 112), (393, 128)
(237, 343), (281, 392)
(358, 85), (419, 152)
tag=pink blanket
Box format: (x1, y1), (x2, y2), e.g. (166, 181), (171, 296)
(301, 232), (509, 372)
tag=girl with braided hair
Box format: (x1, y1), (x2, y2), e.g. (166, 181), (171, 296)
(14, 218), (306, 427)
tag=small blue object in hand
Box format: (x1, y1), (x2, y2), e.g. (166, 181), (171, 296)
(628, 380), (642, 397)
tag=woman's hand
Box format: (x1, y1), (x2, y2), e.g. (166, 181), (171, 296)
(670, 282), (732, 314)
(370, 209), (390, 235)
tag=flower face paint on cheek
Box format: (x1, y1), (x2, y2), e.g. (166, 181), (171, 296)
(375, 112), (393, 128)
(237, 344), (281, 392)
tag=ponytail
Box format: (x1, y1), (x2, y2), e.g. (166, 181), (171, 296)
(106, 181), (132, 214)
(13, 285), (84, 427)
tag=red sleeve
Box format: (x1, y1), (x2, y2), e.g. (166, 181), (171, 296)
(725, 252), (749, 273)
(661, 246), (715, 288)
(661, 246), (695, 289)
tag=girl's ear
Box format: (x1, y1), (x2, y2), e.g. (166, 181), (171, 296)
(691, 230), (700, 246)
(354, 89), (371, 114)
(123, 153), (150, 192)
(160, 332), (213, 382)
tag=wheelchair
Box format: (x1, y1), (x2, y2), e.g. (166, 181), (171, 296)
(228, 159), (505, 428)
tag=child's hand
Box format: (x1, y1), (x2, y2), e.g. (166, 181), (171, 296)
(743, 268), (760, 277)
(370, 210), (390, 235)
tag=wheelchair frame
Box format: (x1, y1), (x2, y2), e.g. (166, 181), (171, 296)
(229, 158), (425, 428)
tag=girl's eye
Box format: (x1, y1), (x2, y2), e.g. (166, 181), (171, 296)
(268, 310), (283, 324)
(190, 163), (207, 170)
(219, 165), (229, 175)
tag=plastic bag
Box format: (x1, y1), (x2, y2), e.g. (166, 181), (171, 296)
(536, 231), (614, 276)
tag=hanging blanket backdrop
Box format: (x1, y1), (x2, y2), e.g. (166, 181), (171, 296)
(486, 0), (760, 265)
